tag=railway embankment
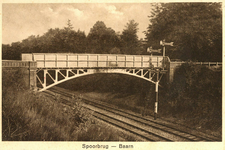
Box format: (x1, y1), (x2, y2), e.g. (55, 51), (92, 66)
(47, 86), (221, 141)
(2, 63), (222, 140)
(160, 63), (222, 137)
(2, 69), (134, 141)
(57, 63), (222, 138)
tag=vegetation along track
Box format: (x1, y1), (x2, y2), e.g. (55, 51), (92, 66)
(42, 86), (220, 141)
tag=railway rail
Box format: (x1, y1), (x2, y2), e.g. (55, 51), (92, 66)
(43, 86), (221, 141)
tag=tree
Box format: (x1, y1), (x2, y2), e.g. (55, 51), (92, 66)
(64, 19), (74, 31)
(121, 20), (140, 54)
(2, 20), (88, 59)
(87, 21), (121, 54)
(145, 3), (222, 61)
(2, 44), (12, 60)
(7, 42), (21, 60)
(109, 47), (121, 54)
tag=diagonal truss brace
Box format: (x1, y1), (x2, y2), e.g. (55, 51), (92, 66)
(36, 69), (88, 90)
(125, 69), (157, 81)
(36, 68), (166, 92)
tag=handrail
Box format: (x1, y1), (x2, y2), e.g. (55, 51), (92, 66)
(170, 61), (222, 68)
(2, 60), (37, 68)
(22, 53), (168, 69)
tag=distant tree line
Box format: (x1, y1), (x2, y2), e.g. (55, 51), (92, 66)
(2, 19), (144, 60)
(2, 3), (222, 62)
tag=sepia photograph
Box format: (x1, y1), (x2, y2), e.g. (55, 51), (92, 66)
(1, 1), (223, 150)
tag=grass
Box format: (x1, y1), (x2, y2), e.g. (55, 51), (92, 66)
(3, 88), (89, 141)
(2, 69), (137, 141)
(81, 89), (155, 117)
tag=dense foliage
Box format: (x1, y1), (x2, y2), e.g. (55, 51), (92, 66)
(87, 21), (121, 54)
(2, 19), (143, 60)
(161, 64), (222, 130)
(145, 3), (222, 61)
(2, 27), (87, 60)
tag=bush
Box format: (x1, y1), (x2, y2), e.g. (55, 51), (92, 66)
(161, 63), (222, 130)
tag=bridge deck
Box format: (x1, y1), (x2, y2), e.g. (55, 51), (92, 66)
(22, 53), (168, 69)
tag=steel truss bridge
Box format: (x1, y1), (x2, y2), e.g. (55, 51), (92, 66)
(3, 53), (221, 120)
(22, 53), (170, 92)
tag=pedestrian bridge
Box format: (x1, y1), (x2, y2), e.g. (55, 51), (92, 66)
(19, 53), (169, 91)
(3, 53), (222, 92)
(22, 53), (167, 69)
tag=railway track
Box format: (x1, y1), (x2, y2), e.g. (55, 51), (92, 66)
(43, 86), (221, 141)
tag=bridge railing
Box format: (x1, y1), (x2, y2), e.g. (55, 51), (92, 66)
(2, 60), (37, 68)
(193, 62), (222, 67)
(22, 53), (170, 69)
(170, 61), (222, 68)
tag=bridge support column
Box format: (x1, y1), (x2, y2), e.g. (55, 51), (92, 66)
(43, 70), (47, 88)
(55, 70), (59, 82)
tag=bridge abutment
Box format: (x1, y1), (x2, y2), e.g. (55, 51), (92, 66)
(2, 61), (37, 90)
(29, 62), (37, 90)
(167, 61), (185, 83)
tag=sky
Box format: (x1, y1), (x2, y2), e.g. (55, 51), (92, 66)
(2, 3), (154, 44)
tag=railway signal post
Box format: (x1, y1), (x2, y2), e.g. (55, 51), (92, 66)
(160, 40), (173, 70)
(160, 39), (174, 57)
(146, 45), (167, 120)
(154, 68), (159, 120)
(147, 46), (161, 55)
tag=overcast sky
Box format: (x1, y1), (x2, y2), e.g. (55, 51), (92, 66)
(2, 3), (153, 44)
